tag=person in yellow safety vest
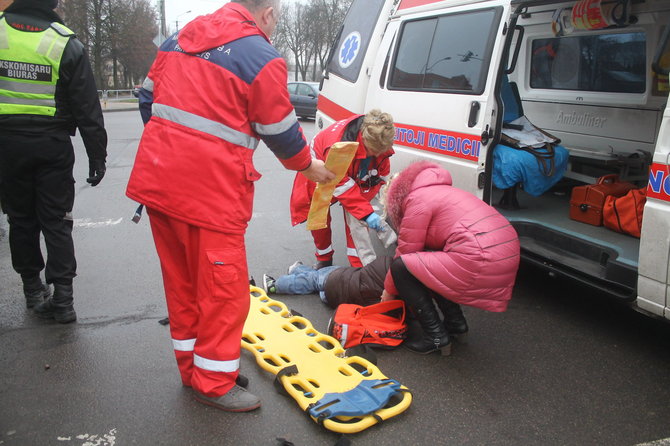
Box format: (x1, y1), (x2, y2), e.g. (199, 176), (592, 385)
(0, 0), (107, 323)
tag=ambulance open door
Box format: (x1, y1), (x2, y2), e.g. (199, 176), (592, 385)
(364, 0), (513, 197)
(638, 31), (670, 320)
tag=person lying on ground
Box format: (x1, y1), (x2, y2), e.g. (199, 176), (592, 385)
(262, 256), (392, 309)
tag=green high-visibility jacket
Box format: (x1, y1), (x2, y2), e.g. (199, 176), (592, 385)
(0, 12), (74, 116)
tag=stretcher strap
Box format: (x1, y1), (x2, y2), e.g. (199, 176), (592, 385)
(307, 379), (402, 419)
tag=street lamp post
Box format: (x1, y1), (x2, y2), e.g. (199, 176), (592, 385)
(175, 10), (192, 32)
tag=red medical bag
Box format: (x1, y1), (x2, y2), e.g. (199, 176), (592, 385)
(328, 300), (407, 349)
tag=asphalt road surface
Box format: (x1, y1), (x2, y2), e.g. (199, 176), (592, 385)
(2, 110), (670, 446)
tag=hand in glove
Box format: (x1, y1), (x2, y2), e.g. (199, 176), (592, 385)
(86, 159), (106, 187)
(364, 212), (385, 232)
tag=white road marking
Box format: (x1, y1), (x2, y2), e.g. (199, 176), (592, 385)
(636, 439), (670, 445)
(73, 218), (123, 228)
(54, 428), (117, 445)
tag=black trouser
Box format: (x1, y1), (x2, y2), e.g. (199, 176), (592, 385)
(0, 133), (76, 285)
(390, 257), (431, 303)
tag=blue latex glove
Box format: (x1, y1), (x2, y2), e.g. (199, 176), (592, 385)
(364, 213), (384, 232)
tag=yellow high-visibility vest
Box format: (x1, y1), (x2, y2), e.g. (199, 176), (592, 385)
(0, 12), (74, 116)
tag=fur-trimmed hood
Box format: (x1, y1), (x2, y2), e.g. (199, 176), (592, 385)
(385, 161), (452, 229)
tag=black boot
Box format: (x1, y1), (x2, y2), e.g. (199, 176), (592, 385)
(21, 275), (51, 308)
(435, 297), (468, 342)
(402, 294), (451, 356)
(34, 283), (76, 324)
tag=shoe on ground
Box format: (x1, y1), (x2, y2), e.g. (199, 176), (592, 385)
(193, 385), (260, 412)
(287, 261), (303, 275)
(184, 374), (249, 388)
(262, 274), (277, 294)
(33, 298), (77, 324)
(24, 283), (51, 309)
(314, 260), (333, 270)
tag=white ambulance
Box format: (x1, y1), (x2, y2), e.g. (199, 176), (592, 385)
(315, 0), (670, 320)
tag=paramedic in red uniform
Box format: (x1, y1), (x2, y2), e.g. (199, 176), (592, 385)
(126, 0), (334, 412)
(290, 109), (395, 269)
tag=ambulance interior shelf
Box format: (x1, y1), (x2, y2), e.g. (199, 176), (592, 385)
(562, 147), (651, 185)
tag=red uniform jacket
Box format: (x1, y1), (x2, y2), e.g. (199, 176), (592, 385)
(126, 3), (311, 234)
(290, 115), (393, 226)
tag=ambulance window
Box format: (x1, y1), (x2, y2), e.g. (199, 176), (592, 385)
(391, 19), (437, 89)
(530, 32), (646, 93)
(390, 8), (501, 94)
(326, 0), (386, 83)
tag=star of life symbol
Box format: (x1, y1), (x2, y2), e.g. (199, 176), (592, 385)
(338, 31), (362, 69)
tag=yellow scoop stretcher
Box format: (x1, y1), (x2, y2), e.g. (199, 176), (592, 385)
(242, 287), (412, 434)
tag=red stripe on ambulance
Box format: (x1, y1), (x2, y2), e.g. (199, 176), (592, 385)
(317, 97), (480, 162)
(317, 95), (355, 121)
(398, 0), (444, 10)
(647, 163), (670, 202)
(394, 123), (480, 162)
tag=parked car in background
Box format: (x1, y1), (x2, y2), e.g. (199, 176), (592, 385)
(288, 81), (319, 119)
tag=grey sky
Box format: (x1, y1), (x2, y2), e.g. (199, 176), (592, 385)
(158, 0), (300, 32)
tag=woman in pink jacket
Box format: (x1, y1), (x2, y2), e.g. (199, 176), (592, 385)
(382, 162), (520, 355)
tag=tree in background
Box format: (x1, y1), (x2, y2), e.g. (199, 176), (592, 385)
(275, 0), (352, 81)
(116, 0), (158, 87)
(57, 0), (157, 89)
(56, 0), (349, 88)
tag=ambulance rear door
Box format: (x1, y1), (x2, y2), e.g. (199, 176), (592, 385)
(316, 0), (395, 130)
(364, 0), (513, 196)
(634, 18), (670, 320)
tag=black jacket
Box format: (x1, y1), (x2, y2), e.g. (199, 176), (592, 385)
(323, 256), (392, 309)
(0, 8), (107, 161)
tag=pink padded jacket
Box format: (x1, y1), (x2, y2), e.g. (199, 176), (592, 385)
(383, 162), (520, 312)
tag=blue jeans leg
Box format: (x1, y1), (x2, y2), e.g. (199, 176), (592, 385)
(276, 265), (340, 295)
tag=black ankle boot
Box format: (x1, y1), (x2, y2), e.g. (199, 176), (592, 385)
(34, 283), (76, 324)
(402, 294), (450, 356)
(21, 275), (51, 308)
(435, 298), (468, 342)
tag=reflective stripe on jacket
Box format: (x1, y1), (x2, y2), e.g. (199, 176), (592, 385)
(0, 13), (73, 116)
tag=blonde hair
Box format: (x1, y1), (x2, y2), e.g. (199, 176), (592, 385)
(361, 109), (395, 156)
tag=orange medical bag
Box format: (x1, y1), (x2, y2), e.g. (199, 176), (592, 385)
(603, 187), (647, 238)
(569, 174), (636, 226)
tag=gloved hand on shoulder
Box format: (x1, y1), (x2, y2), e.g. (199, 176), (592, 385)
(86, 159), (106, 187)
(364, 212), (385, 232)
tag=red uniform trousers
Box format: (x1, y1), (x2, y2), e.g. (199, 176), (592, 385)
(147, 208), (249, 397)
(311, 209), (363, 267)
